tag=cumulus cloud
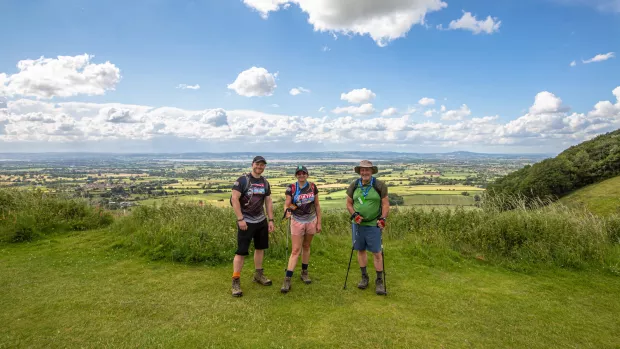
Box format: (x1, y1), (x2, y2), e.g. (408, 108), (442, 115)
(570, 60), (577, 67)
(441, 104), (471, 121)
(529, 91), (566, 114)
(332, 103), (376, 116)
(381, 107), (398, 116)
(0, 54), (121, 99)
(2, 86), (619, 152)
(439, 11), (501, 34)
(318, 106), (326, 113)
(227, 67), (278, 97)
(243, 0), (449, 47)
(341, 88), (376, 104)
(290, 87), (310, 95)
(176, 84), (200, 90)
(582, 52), (615, 64)
(418, 97), (435, 106)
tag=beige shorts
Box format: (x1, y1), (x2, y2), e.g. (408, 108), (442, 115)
(290, 217), (318, 236)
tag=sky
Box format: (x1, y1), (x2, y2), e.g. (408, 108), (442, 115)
(0, 0), (619, 154)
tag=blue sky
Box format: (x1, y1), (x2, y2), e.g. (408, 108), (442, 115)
(0, 0), (619, 153)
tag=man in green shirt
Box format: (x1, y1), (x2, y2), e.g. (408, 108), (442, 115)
(346, 160), (389, 295)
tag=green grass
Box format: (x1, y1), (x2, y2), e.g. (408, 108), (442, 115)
(559, 176), (620, 216)
(1, 229), (620, 348)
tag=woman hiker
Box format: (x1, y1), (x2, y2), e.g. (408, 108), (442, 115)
(280, 165), (322, 293)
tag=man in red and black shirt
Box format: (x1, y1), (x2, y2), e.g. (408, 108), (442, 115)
(230, 156), (275, 297)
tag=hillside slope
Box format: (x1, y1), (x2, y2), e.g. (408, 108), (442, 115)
(559, 175), (620, 216)
(487, 128), (620, 201)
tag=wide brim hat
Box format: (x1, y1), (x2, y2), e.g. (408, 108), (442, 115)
(354, 160), (378, 174)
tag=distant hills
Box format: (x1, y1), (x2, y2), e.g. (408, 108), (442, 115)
(487, 128), (620, 202)
(0, 151), (554, 162)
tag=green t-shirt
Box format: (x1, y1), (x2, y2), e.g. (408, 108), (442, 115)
(346, 178), (388, 226)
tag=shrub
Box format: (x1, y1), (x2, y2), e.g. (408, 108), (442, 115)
(0, 189), (113, 243)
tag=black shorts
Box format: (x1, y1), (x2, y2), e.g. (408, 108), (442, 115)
(236, 219), (269, 256)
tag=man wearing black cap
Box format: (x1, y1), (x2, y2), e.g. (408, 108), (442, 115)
(230, 156), (275, 297)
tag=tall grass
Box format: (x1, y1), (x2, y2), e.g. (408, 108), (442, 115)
(0, 189), (113, 243)
(114, 197), (620, 273)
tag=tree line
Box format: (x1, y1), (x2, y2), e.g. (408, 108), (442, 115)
(487, 129), (620, 205)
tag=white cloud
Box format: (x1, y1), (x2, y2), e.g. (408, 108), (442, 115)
(529, 91), (565, 114)
(439, 11), (501, 34)
(318, 107), (326, 113)
(341, 88), (376, 104)
(322, 46), (331, 52)
(332, 103), (376, 116)
(418, 97), (435, 106)
(272, 104), (280, 108)
(176, 84), (200, 90)
(570, 60), (577, 67)
(0, 54), (121, 99)
(290, 87), (311, 95)
(381, 107), (398, 116)
(424, 109), (435, 117)
(227, 67), (278, 97)
(441, 104), (471, 121)
(2, 87), (619, 152)
(582, 52), (615, 64)
(243, 0), (449, 47)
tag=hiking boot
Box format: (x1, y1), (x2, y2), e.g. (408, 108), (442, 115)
(375, 277), (387, 296)
(253, 269), (272, 286)
(231, 278), (243, 297)
(300, 269), (312, 284)
(357, 274), (369, 290)
(280, 277), (292, 293)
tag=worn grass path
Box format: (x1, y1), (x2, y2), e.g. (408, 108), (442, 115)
(1, 230), (619, 348)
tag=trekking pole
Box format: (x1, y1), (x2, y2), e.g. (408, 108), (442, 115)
(282, 209), (291, 272)
(343, 224), (358, 290)
(286, 217), (290, 270)
(381, 229), (387, 295)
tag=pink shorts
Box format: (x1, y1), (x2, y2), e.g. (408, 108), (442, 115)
(290, 217), (318, 236)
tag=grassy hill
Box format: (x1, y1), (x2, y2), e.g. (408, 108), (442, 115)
(1, 188), (620, 347)
(487, 128), (620, 205)
(559, 176), (620, 216)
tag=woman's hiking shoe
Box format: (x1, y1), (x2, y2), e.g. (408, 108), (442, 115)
(280, 277), (292, 293)
(375, 278), (386, 295)
(300, 270), (312, 284)
(357, 274), (369, 289)
(253, 269), (272, 286)
(231, 278), (243, 297)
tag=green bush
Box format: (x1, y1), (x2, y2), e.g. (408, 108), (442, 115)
(114, 199), (620, 271)
(0, 189), (114, 243)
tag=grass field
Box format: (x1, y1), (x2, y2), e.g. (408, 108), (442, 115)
(559, 176), (620, 216)
(1, 229), (619, 348)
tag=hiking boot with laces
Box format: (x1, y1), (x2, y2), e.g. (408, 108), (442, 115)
(253, 269), (272, 286)
(231, 278), (243, 297)
(280, 277), (292, 293)
(375, 277), (386, 295)
(300, 269), (312, 284)
(357, 274), (369, 289)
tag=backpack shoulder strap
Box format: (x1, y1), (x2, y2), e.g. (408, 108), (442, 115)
(373, 177), (382, 194)
(243, 173), (251, 193)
